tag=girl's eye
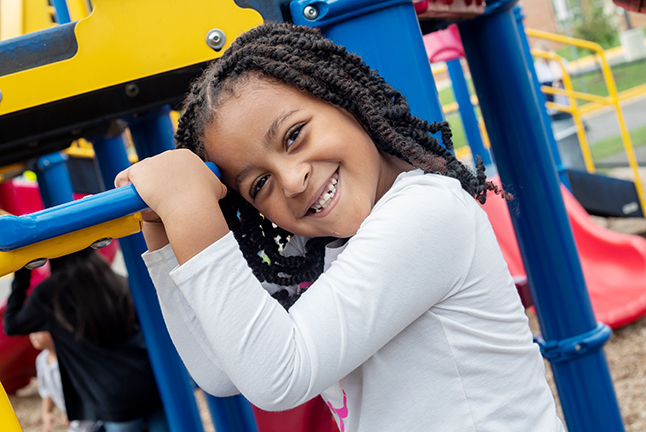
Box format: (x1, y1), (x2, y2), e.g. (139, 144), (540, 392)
(285, 123), (304, 150)
(250, 175), (269, 199)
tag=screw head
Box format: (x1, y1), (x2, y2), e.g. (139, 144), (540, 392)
(303, 5), (319, 20)
(125, 83), (140, 97)
(91, 238), (113, 249)
(25, 258), (48, 269)
(206, 29), (226, 51)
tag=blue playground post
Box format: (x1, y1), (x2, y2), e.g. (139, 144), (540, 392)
(127, 106), (176, 159)
(125, 109), (260, 432)
(513, 6), (570, 190)
(290, 0), (444, 127)
(51, 0), (72, 24)
(458, 1), (623, 431)
(445, 58), (494, 170)
(34, 152), (75, 208)
(91, 131), (206, 432)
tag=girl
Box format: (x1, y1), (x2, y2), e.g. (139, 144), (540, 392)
(4, 249), (168, 432)
(116, 23), (565, 431)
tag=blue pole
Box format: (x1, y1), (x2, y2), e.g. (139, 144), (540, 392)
(91, 131), (206, 432)
(127, 106), (176, 159)
(51, 0), (72, 24)
(513, 6), (570, 189)
(125, 110), (259, 432)
(290, 0), (445, 127)
(446, 58), (494, 170)
(35, 152), (75, 208)
(458, 2), (623, 431)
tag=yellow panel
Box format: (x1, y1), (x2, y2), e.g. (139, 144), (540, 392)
(0, 213), (142, 277)
(0, 0), (263, 116)
(0, 381), (22, 432)
(0, 0), (24, 40)
(23, 0), (56, 34)
(67, 0), (92, 21)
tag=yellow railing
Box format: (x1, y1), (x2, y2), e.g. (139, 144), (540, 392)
(532, 49), (595, 174)
(527, 28), (645, 216)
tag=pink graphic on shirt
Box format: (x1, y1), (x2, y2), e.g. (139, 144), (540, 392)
(326, 390), (348, 432)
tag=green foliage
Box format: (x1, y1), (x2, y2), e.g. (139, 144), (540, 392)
(573, 2), (618, 50)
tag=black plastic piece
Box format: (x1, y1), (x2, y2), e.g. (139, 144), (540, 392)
(565, 169), (643, 218)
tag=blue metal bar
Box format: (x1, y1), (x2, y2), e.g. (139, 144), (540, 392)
(34, 152), (75, 208)
(205, 394), (260, 432)
(127, 108), (259, 432)
(513, 6), (570, 189)
(92, 132), (206, 432)
(51, 0), (72, 24)
(291, 0), (445, 127)
(127, 106), (176, 159)
(446, 58), (493, 169)
(0, 163), (219, 252)
(458, 2), (624, 431)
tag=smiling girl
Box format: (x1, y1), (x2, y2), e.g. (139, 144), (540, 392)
(115, 23), (565, 431)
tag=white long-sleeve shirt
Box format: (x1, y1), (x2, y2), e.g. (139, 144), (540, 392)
(143, 170), (565, 432)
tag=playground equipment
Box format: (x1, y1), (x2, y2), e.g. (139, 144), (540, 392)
(425, 17), (646, 329)
(0, 0), (633, 431)
(526, 27), (646, 219)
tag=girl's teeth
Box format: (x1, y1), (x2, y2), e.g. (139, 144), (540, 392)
(310, 171), (339, 212)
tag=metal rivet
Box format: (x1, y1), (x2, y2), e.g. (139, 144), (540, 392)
(91, 238), (113, 249)
(303, 5), (319, 20)
(25, 258), (48, 269)
(0, 89), (3, 102)
(574, 344), (582, 351)
(125, 83), (139, 97)
(206, 29), (226, 51)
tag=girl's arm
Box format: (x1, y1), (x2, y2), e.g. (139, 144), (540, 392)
(161, 178), (478, 411)
(114, 149), (228, 261)
(3, 268), (49, 335)
(41, 396), (55, 432)
(143, 243), (240, 396)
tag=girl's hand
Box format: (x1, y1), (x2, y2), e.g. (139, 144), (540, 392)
(114, 149), (229, 263)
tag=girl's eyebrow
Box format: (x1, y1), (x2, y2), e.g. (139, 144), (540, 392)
(263, 109), (298, 148)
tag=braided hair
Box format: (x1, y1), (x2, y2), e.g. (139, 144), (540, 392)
(175, 23), (503, 308)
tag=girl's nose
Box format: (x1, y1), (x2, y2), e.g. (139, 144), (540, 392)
(281, 164), (310, 198)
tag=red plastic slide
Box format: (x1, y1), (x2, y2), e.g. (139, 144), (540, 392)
(481, 176), (646, 329)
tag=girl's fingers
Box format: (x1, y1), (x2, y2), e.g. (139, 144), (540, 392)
(114, 167), (132, 188)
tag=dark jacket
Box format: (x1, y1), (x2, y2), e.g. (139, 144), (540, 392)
(4, 268), (163, 422)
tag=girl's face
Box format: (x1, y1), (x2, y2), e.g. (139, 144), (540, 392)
(29, 331), (54, 351)
(204, 78), (410, 238)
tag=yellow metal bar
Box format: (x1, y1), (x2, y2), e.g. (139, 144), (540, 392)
(527, 28), (646, 216)
(541, 86), (612, 104)
(67, 0), (92, 21)
(0, 382), (22, 432)
(0, 0), (263, 116)
(0, 213), (142, 277)
(534, 50), (595, 173)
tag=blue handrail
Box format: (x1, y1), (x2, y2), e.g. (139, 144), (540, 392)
(0, 162), (220, 251)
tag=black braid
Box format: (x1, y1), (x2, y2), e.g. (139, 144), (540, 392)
(175, 23), (508, 308)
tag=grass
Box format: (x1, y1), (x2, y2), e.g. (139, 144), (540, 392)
(571, 59), (646, 100)
(590, 123), (646, 161)
(445, 112), (467, 150)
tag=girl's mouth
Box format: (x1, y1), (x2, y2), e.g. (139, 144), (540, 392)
(309, 170), (339, 214)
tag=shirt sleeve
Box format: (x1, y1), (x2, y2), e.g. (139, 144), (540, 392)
(3, 268), (49, 336)
(164, 178), (478, 411)
(142, 244), (240, 397)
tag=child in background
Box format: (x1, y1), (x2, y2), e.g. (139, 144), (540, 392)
(116, 23), (566, 432)
(4, 249), (168, 432)
(29, 331), (100, 432)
